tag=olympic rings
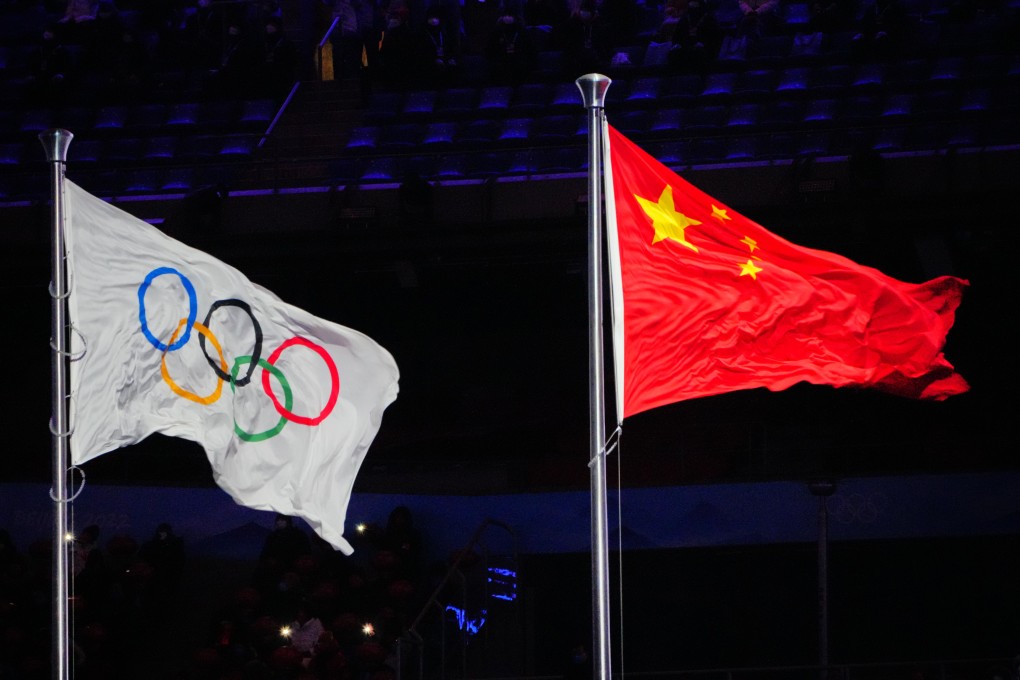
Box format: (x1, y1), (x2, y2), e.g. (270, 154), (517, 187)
(137, 267), (341, 442)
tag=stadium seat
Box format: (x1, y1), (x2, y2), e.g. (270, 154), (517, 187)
(499, 118), (532, 141)
(456, 119), (501, 144)
(511, 83), (553, 114)
(734, 69), (779, 100)
(435, 88), (478, 117)
(240, 99), (278, 126)
(760, 100), (806, 129)
(613, 110), (650, 135)
(422, 122), (457, 146)
(379, 123), (423, 149)
(727, 103), (761, 128)
(128, 103), (168, 130)
(366, 92), (404, 122)
(19, 109), (52, 132)
(219, 135), (256, 158)
(165, 102), (201, 129)
(701, 72), (737, 102)
(531, 115), (579, 143)
(94, 105), (129, 129)
(478, 85), (513, 111)
(550, 82), (582, 111)
(649, 108), (683, 132)
(359, 157), (399, 183)
(403, 90), (437, 116)
(776, 67), (811, 95)
(345, 126), (380, 150)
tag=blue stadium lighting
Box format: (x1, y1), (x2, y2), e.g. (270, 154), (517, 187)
(445, 605), (486, 636)
(487, 566), (517, 601)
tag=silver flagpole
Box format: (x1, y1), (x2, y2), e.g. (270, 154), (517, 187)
(41, 128), (73, 680)
(576, 73), (612, 680)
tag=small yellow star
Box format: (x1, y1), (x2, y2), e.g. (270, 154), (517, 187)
(711, 205), (731, 222)
(739, 259), (763, 280)
(634, 185), (700, 252)
(741, 236), (758, 253)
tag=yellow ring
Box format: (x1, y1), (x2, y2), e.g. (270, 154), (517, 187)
(160, 318), (227, 405)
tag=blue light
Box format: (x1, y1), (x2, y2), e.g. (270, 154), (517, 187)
(445, 605), (487, 635)
(487, 566), (517, 602)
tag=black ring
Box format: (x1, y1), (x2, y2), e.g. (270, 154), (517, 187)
(200, 299), (263, 386)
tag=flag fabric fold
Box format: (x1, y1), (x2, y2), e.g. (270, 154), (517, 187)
(603, 125), (969, 419)
(64, 180), (399, 554)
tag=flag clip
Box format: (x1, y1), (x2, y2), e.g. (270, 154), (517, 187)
(49, 324), (88, 361)
(588, 426), (623, 468)
(49, 466), (86, 503)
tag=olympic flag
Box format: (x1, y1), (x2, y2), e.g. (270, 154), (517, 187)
(63, 180), (399, 554)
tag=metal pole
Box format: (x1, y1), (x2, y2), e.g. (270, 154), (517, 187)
(576, 72), (612, 680)
(41, 128), (73, 680)
(810, 479), (836, 678)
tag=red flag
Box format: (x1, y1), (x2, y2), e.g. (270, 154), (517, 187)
(604, 125), (969, 419)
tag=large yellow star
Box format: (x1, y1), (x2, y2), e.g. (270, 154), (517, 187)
(739, 259), (763, 280)
(634, 185), (700, 252)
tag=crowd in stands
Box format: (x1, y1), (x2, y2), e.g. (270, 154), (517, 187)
(320, 0), (1016, 91)
(1, 0), (299, 106)
(0, 0), (1017, 195)
(1, 0), (1014, 110)
(0, 506), (447, 680)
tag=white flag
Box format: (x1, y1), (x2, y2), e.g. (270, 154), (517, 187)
(64, 180), (399, 554)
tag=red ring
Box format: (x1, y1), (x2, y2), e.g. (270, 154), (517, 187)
(262, 337), (340, 426)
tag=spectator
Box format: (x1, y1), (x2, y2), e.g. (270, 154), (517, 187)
(600, 0), (639, 48)
(109, 29), (151, 98)
(380, 506), (422, 577)
(328, 0), (384, 96)
(852, 0), (908, 57)
(736, 0), (782, 38)
(25, 25), (73, 103)
(286, 602), (325, 657)
(138, 522), (186, 614)
(421, 5), (460, 83)
(214, 19), (260, 94)
(562, 0), (609, 74)
(59, 0), (97, 26)
(462, 0), (503, 55)
(185, 0), (227, 71)
(377, 4), (416, 84)
(808, 0), (855, 32)
(72, 525), (112, 623)
(649, 0), (721, 71)
(487, 12), (535, 83)
(257, 15), (297, 96)
(256, 515), (312, 594)
(523, 0), (569, 28)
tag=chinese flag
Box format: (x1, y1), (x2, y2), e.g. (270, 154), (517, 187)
(604, 125), (969, 419)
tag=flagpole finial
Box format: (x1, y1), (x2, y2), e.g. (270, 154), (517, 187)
(39, 129), (73, 164)
(576, 73), (611, 110)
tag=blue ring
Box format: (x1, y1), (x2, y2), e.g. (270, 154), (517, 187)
(138, 267), (198, 352)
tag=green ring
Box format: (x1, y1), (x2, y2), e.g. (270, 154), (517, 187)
(230, 356), (293, 442)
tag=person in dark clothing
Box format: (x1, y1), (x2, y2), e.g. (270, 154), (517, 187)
(488, 12), (535, 84)
(257, 15), (297, 96)
(139, 522), (186, 614)
(26, 25), (73, 104)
